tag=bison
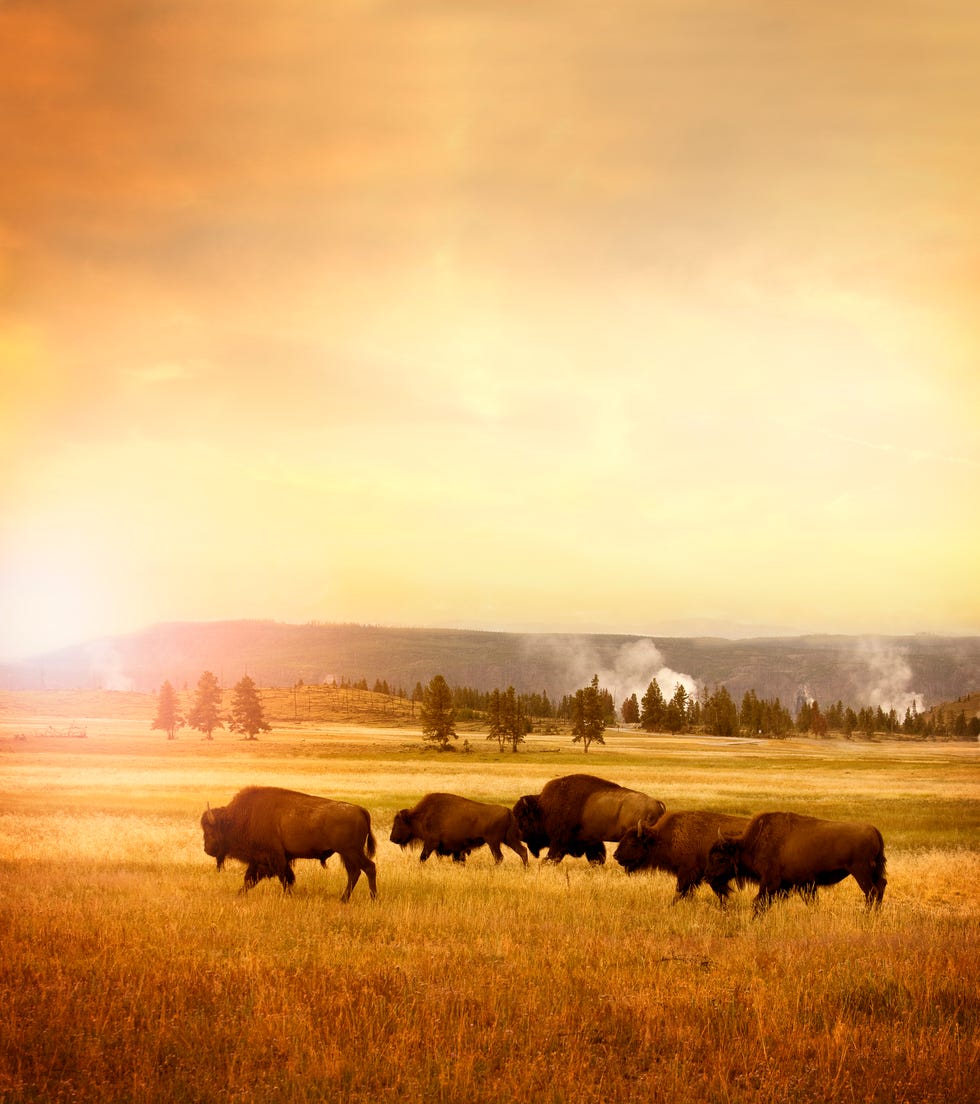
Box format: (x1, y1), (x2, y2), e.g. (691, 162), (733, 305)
(512, 774), (666, 865)
(390, 793), (528, 866)
(614, 810), (752, 901)
(703, 811), (887, 912)
(200, 785), (378, 902)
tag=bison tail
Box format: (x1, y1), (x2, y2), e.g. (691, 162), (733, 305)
(872, 835), (887, 882)
(365, 828), (377, 859)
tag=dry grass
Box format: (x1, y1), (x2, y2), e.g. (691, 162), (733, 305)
(0, 717), (978, 1103)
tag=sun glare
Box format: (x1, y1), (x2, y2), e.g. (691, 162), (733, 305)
(0, 557), (110, 661)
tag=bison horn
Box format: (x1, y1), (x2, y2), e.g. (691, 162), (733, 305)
(203, 805), (215, 826)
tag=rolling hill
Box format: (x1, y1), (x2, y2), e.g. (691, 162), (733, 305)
(1, 620), (978, 714)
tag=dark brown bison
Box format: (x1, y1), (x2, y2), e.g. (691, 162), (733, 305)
(200, 785), (378, 902)
(613, 810), (752, 901)
(512, 774), (666, 864)
(703, 811), (887, 912)
(390, 792), (528, 866)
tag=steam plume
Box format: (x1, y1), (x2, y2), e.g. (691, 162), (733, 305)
(853, 638), (924, 715)
(543, 637), (698, 709)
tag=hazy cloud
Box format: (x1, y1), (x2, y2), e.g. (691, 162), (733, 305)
(2, 1), (979, 654)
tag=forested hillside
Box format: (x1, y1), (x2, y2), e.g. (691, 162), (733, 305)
(2, 620), (978, 714)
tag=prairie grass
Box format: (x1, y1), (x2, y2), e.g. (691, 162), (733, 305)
(0, 721), (977, 1103)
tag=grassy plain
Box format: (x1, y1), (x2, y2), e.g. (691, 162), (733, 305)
(1, 697), (978, 1103)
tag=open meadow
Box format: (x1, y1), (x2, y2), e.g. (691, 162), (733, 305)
(1, 698), (978, 1103)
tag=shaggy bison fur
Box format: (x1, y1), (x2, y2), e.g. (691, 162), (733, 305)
(201, 785), (378, 902)
(390, 792), (528, 866)
(614, 810), (752, 901)
(704, 811), (887, 912)
(512, 774), (666, 865)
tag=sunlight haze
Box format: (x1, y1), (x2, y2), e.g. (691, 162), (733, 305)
(2, 1), (979, 661)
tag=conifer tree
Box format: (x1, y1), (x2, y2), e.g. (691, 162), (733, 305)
(505, 686), (526, 753)
(229, 675), (271, 740)
(640, 679), (666, 731)
(151, 680), (183, 740)
(664, 684), (689, 733)
(486, 688), (506, 751)
(411, 681), (425, 719)
(187, 670), (224, 740)
(420, 674), (457, 749)
(571, 674), (607, 753)
(705, 685), (739, 737)
(621, 693), (640, 725)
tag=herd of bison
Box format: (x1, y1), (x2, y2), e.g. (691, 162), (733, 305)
(200, 773), (888, 913)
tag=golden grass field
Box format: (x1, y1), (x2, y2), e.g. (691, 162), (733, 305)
(1, 692), (978, 1103)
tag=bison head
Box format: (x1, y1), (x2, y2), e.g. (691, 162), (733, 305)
(512, 795), (547, 858)
(200, 805), (229, 870)
(703, 833), (741, 888)
(389, 810), (416, 849)
(613, 817), (660, 873)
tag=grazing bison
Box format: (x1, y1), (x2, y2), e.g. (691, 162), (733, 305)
(390, 793), (528, 866)
(614, 810), (752, 901)
(512, 774), (666, 865)
(200, 785), (378, 902)
(703, 811), (887, 912)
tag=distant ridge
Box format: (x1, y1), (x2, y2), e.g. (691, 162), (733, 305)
(1, 620), (978, 712)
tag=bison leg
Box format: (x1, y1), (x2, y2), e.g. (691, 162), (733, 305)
(585, 842), (606, 865)
(854, 865), (887, 909)
(710, 883), (734, 907)
(673, 865), (706, 901)
(339, 856), (361, 902)
(752, 886), (776, 914)
(339, 852), (378, 902)
(504, 824), (529, 867)
(452, 851), (467, 864)
(362, 854), (378, 899)
(673, 880), (701, 903)
(240, 861), (262, 894)
(240, 857), (280, 894)
(418, 844), (433, 863)
(488, 841), (505, 864)
(277, 862), (296, 894)
(796, 882), (819, 904)
(508, 840), (529, 867)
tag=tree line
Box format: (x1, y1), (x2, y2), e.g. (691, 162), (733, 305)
(152, 669), (979, 746)
(625, 679), (979, 741)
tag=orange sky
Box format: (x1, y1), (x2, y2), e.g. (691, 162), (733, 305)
(2, 0), (979, 661)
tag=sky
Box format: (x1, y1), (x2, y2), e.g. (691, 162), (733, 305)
(2, 0), (979, 662)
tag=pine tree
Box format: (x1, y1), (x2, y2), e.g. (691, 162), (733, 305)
(151, 680), (183, 740)
(229, 675), (271, 740)
(571, 674), (607, 753)
(705, 685), (738, 737)
(797, 700), (813, 734)
(640, 679), (666, 731)
(505, 686), (526, 753)
(411, 681), (425, 719)
(621, 693), (640, 725)
(740, 690), (760, 734)
(486, 688), (506, 751)
(420, 674), (457, 749)
(187, 670), (224, 740)
(664, 684), (688, 733)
